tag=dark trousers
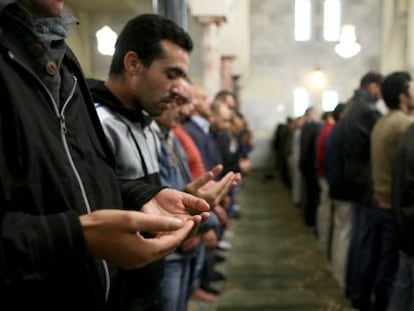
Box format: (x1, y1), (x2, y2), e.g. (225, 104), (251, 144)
(279, 156), (292, 189)
(302, 172), (320, 227)
(371, 204), (399, 311)
(346, 202), (378, 310)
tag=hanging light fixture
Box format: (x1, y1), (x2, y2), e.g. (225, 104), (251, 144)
(96, 26), (118, 56)
(334, 24), (361, 59)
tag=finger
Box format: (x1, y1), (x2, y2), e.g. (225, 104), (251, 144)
(200, 212), (210, 223)
(191, 214), (202, 225)
(213, 173), (235, 205)
(223, 173), (242, 198)
(152, 220), (196, 255)
(193, 164), (223, 195)
(186, 171), (214, 193)
(188, 215), (202, 237)
(180, 192), (210, 214)
(210, 164), (223, 178)
(233, 173), (242, 184)
(129, 211), (184, 233)
(216, 172), (234, 188)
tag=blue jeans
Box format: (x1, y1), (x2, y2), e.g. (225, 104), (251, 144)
(160, 257), (192, 311)
(227, 183), (242, 218)
(387, 252), (414, 311)
(189, 243), (206, 296)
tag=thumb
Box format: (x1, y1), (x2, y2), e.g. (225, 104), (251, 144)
(180, 192), (210, 214)
(128, 211), (184, 232)
(186, 171), (214, 192)
(210, 164), (223, 178)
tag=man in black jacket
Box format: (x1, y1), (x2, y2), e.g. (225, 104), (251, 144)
(299, 106), (320, 229)
(0, 1), (209, 311)
(342, 71), (383, 310)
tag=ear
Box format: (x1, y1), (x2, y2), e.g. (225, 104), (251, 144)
(367, 82), (378, 93)
(123, 51), (143, 75)
(399, 92), (408, 109)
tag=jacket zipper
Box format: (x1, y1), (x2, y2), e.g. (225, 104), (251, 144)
(7, 50), (111, 302)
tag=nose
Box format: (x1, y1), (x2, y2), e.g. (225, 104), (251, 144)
(170, 78), (185, 94)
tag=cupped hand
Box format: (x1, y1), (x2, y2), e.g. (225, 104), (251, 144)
(141, 188), (210, 237)
(80, 209), (196, 269)
(184, 164), (242, 206)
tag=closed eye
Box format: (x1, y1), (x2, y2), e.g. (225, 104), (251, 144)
(166, 67), (186, 80)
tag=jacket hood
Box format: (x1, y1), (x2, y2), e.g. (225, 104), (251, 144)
(88, 78), (151, 126)
(0, 0), (13, 13)
(354, 88), (378, 104)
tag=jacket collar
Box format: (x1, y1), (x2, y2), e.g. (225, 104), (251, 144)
(354, 88), (378, 104)
(90, 80), (152, 127)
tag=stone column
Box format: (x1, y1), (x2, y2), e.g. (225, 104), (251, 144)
(221, 54), (236, 92)
(197, 16), (225, 99)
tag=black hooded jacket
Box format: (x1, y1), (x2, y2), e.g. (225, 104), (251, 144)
(0, 4), (121, 310)
(0, 4), (162, 310)
(342, 89), (382, 205)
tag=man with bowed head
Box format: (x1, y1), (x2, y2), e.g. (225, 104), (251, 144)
(0, 1), (209, 310)
(90, 12), (243, 310)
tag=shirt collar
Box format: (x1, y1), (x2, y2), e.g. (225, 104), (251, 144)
(191, 115), (210, 134)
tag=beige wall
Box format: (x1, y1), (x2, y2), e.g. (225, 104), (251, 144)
(66, 1), (152, 79)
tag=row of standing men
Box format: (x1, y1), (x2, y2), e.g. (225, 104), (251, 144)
(274, 71), (414, 311)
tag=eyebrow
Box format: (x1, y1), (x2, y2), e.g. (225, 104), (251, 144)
(168, 67), (187, 79)
(175, 94), (191, 105)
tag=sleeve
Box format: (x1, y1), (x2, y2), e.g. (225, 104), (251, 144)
(95, 111), (165, 209)
(0, 208), (85, 282)
(173, 127), (206, 180)
(157, 143), (174, 189)
(365, 106), (382, 134)
(95, 110), (116, 155)
(216, 131), (240, 175)
(119, 180), (165, 210)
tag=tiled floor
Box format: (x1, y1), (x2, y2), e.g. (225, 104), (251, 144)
(189, 169), (354, 311)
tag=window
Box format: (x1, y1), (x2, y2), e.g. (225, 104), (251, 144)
(323, 0), (341, 41)
(295, 0), (312, 41)
(293, 87), (311, 117)
(322, 90), (339, 111)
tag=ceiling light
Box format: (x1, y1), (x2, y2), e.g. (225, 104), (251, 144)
(96, 26), (117, 56)
(310, 67), (326, 88)
(334, 24), (361, 59)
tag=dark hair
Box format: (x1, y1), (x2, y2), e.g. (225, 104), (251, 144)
(304, 106), (314, 116)
(109, 14), (193, 75)
(360, 71), (383, 88)
(380, 71), (412, 109)
(321, 111), (333, 121)
(214, 90), (236, 101)
(332, 103), (346, 121)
